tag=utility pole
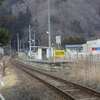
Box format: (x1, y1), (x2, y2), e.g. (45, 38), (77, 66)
(14, 40), (15, 50)
(17, 34), (19, 57)
(20, 40), (21, 52)
(34, 34), (35, 51)
(48, 0), (51, 58)
(57, 30), (62, 50)
(29, 25), (31, 58)
(23, 41), (24, 49)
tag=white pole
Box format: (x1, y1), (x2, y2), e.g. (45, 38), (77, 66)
(23, 41), (24, 49)
(29, 25), (31, 58)
(48, 0), (51, 58)
(17, 34), (19, 57)
(58, 39), (62, 70)
(57, 30), (61, 49)
(34, 34), (35, 51)
(0, 94), (5, 100)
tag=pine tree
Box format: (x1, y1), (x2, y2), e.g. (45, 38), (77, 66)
(0, 28), (11, 46)
(0, 0), (5, 5)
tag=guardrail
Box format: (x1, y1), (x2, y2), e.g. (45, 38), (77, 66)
(0, 94), (5, 100)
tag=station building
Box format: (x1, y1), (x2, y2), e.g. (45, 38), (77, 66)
(29, 46), (55, 59)
(83, 39), (100, 54)
(65, 39), (100, 55)
(65, 44), (83, 55)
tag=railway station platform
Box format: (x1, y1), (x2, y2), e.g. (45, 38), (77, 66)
(18, 57), (75, 71)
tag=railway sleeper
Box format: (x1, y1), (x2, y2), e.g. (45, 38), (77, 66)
(78, 97), (99, 100)
(65, 89), (80, 92)
(73, 86), (100, 98)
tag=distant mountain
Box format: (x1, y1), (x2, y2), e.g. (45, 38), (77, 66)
(1, 0), (100, 46)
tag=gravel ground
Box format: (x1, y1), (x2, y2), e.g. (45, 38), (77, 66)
(0, 57), (100, 100)
(0, 57), (65, 100)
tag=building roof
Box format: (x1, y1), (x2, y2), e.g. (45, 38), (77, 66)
(31, 46), (55, 49)
(65, 44), (83, 49)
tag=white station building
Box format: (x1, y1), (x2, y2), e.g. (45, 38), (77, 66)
(65, 39), (100, 55)
(83, 39), (100, 54)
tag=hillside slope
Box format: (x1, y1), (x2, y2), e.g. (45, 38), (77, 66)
(1, 0), (100, 45)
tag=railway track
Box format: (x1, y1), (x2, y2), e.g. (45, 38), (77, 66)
(11, 58), (100, 100)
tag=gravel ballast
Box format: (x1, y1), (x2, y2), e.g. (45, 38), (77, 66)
(0, 57), (100, 100)
(0, 57), (65, 100)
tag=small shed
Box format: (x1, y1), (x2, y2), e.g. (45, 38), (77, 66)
(31, 46), (55, 59)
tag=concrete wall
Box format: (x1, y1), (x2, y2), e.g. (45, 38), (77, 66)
(19, 58), (73, 71)
(38, 48), (42, 59)
(83, 44), (92, 53)
(34, 48), (42, 59)
(86, 39), (100, 54)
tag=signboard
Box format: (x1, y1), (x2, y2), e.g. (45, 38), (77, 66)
(19, 53), (24, 56)
(56, 36), (61, 44)
(54, 50), (65, 57)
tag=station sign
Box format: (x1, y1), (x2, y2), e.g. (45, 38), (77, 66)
(54, 50), (65, 57)
(19, 53), (24, 56)
(56, 36), (61, 44)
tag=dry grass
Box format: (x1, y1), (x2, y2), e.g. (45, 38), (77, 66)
(46, 55), (100, 84)
(69, 59), (100, 84)
(0, 57), (20, 89)
(2, 66), (20, 88)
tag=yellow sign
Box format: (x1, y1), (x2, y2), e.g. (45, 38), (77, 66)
(54, 50), (65, 57)
(19, 53), (24, 56)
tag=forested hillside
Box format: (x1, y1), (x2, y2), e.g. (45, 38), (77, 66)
(0, 0), (100, 48)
